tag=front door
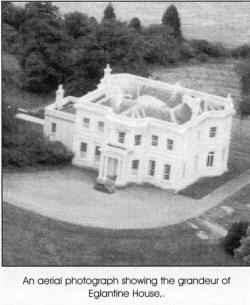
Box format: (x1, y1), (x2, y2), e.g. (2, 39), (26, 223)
(107, 157), (118, 180)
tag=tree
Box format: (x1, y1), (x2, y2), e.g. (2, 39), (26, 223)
(223, 221), (249, 256)
(144, 25), (181, 65)
(116, 30), (148, 76)
(239, 60), (250, 117)
(2, 1), (26, 30)
(129, 17), (141, 31)
(18, 2), (71, 92)
(96, 19), (148, 77)
(162, 5), (181, 38)
(97, 20), (130, 64)
(65, 33), (105, 96)
(102, 3), (116, 22)
(235, 225), (250, 264)
(64, 12), (97, 39)
(2, 23), (19, 53)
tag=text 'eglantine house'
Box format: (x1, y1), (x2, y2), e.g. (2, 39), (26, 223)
(44, 65), (235, 191)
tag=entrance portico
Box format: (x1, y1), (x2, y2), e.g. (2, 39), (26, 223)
(98, 144), (129, 186)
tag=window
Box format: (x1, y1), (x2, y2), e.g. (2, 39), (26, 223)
(51, 122), (56, 133)
(131, 159), (139, 175)
(167, 138), (174, 150)
(163, 164), (171, 180)
(207, 151), (215, 167)
(148, 160), (156, 176)
(132, 160), (139, 169)
(118, 132), (125, 144)
(83, 117), (90, 128)
(94, 146), (101, 161)
(134, 135), (141, 146)
(98, 121), (104, 132)
(209, 127), (217, 138)
(152, 135), (158, 146)
(80, 142), (87, 158)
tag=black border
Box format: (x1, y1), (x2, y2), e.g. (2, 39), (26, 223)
(2, 0), (250, 267)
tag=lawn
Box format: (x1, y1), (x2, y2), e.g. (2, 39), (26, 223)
(198, 184), (250, 233)
(2, 202), (239, 266)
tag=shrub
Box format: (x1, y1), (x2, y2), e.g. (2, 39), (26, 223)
(190, 39), (228, 58)
(223, 221), (249, 256)
(232, 44), (250, 59)
(2, 105), (74, 168)
(235, 226), (250, 264)
(2, 147), (29, 168)
(44, 141), (74, 165)
(238, 61), (250, 117)
(3, 131), (74, 168)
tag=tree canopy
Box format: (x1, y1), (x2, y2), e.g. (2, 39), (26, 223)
(3, 1), (246, 97)
(17, 2), (70, 92)
(2, 1), (26, 30)
(162, 5), (181, 38)
(102, 3), (116, 22)
(129, 17), (142, 31)
(239, 60), (250, 117)
(64, 12), (97, 39)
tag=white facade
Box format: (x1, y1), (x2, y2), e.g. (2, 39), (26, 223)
(44, 65), (235, 191)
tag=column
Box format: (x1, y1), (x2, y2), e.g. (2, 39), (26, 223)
(103, 156), (108, 180)
(101, 156), (104, 179)
(116, 159), (122, 184)
(119, 159), (124, 185)
(98, 155), (104, 180)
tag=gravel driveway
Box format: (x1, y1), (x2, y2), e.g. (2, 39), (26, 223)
(3, 167), (250, 229)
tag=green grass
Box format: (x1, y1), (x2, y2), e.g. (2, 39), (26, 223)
(229, 185), (250, 205)
(199, 185), (250, 232)
(2, 202), (240, 266)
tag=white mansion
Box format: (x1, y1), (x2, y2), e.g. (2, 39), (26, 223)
(44, 65), (235, 191)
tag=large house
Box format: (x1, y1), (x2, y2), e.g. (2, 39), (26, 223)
(44, 65), (235, 191)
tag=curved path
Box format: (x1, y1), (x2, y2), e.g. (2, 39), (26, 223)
(3, 167), (250, 229)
